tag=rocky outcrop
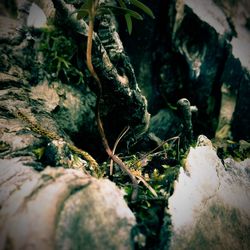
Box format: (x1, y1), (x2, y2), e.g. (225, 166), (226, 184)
(181, 0), (250, 140)
(0, 158), (136, 250)
(161, 135), (250, 250)
(122, 0), (250, 140)
(0, 0), (150, 158)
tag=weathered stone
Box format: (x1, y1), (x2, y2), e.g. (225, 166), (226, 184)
(30, 80), (96, 136)
(149, 108), (182, 140)
(214, 0), (250, 140)
(55, 179), (136, 250)
(168, 0), (230, 137)
(0, 159), (136, 250)
(27, 3), (47, 28)
(122, 0), (250, 140)
(167, 0), (250, 139)
(162, 136), (250, 250)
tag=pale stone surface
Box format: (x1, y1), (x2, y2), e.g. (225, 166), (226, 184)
(167, 136), (250, 250)
(185, 0), (230, 35)
(30, 80), (96, 134)
(27, 3), (47, 28)
(0, 159), (136, 250)
(55, 179), (136, 250)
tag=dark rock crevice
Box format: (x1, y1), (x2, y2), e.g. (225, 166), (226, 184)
(121, 0), (250, 142)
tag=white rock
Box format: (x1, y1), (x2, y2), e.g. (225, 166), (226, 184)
(27, 3), (47, 28)
(167, 136), (250, 250)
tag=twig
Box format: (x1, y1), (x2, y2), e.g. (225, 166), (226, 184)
(86, 0), (138, 201)
(131, 135), (180, 168)
(110, 126), (130, 176)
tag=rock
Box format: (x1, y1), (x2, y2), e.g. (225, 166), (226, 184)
(167, 0), (250, 139)
(215, 82), (237, 139)
(169, 0), (231, 137)
(27, 3), (47, 28)
(30, 80), (96, 136)
(122, 0), (250, 139)
(0, 158), (136, 250)
(215, 0), (250, 140)
(162, 136), (250, 250)
(149, 108), (182, 140)
(55, 179), (135, 250)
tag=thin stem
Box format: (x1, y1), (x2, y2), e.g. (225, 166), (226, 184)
(86, 1), (138, 201)
(110, 126), (130, 176)
(131, 135), (180, 167)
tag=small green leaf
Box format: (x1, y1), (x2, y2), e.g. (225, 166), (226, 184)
(162, 164), (171, 169)
(100, 5), (143, 20)
(125, 14), (133, 34)
(117, 0), (133, 34)
(33, 147), (45, 159)
(80, 0), (93, 11)
(76, 9), (89, 19)
(130, 0), (155, 18)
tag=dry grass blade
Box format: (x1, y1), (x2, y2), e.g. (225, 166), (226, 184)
(110, 126), (130, 176)
(135, 175), (158, 197)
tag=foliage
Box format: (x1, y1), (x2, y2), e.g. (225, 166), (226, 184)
(100, 137), (187, 249)
(38, 2), (176, 248)
(39, 26), (84, 85)
(76, 0), (155, 201)
(75, 0), (154, 34)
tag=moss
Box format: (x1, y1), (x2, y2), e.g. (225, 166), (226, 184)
(39, 25), (84, 86)
(101, 138), (188, 249)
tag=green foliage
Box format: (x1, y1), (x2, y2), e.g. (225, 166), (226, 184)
(75, 0), (154, 34)
(39, 26), (84, 85)
(33, 147), (46, 160)
(100, 137), (186, 249)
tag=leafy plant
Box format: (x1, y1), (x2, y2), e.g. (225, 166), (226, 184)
(76, 0), (154, 34)
(103, 136), (184, 249)
(39, 27), (84, 85)
(73, 0), (155, 201)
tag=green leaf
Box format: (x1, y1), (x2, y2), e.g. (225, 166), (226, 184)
(33, 147), (45, 159)
(100, 5), (143, 20)
(70, 0), (93, 19)
(136, 175), (158, 197)
(76, 9), (89, 19)
(117, 0), (132, 34)
(117, 0), (135, 34)
(162, 164), (171, 169)
(125, 14), (133, 34)
(80, 0), (93, 11)
(130, 0), (155, 18)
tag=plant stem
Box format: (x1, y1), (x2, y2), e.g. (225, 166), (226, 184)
(86, 1), (138, 201)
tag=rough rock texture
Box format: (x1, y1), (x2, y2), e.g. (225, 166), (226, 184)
(55, 178), (135, 250)
(30, 80), (96, 139)
(183, 0), (250, 140)
(122, 0), (250, 140)
(52, 0), (150, 146)
(0, 1), (149, 249)
(163, 135), (250, 250)
(0, 158), (136, 250)
(0, 0), (150, 158)
(149, 109), (182, 140)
